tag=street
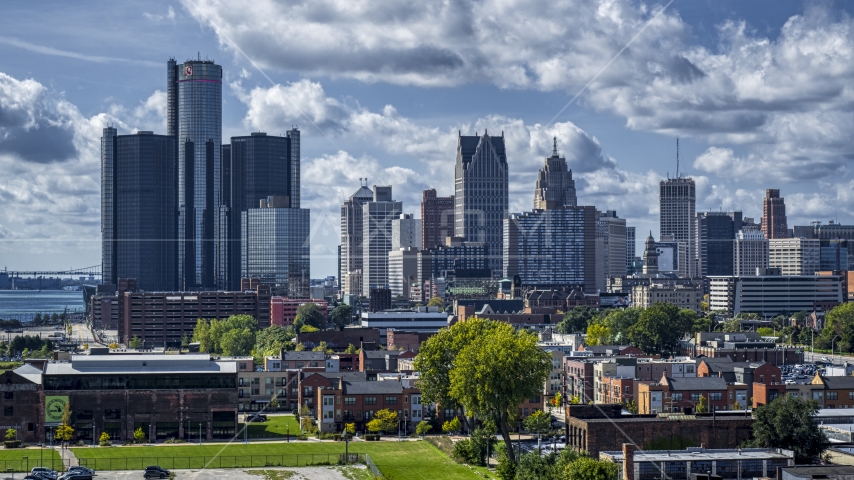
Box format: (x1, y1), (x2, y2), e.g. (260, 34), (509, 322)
(8, 466), (366, 480)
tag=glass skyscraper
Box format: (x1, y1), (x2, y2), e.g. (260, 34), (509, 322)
(169, 58), (222, 290)
(101, 129), (177, 291)
(221, 131), (301, 291)
(241, 197), (310, 297)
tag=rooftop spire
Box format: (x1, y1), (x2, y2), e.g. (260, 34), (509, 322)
(552, 136), (559, 156)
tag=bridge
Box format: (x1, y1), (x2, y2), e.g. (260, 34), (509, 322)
(2, 265), (102, 277)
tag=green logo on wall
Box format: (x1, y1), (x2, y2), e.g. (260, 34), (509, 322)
(45, 396), (68, 423)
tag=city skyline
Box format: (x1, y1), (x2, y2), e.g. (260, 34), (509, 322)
(3, 1), (854, 278)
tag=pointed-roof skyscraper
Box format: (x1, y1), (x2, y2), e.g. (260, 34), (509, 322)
(534, 137), (577, 210)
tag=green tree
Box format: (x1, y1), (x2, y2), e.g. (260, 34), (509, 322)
(55, 402), (74, 444)
(99, 431), (111, 446)
(4, 428), (14, 441)
(593, 307), (641, 344)
(627, 303), (694, 355)
(625, 399), (638, 415)
(557, 306), (596, 334)
(524, 410), (551, 451)
(427, 297), (445, 309)
(564, 456), (619, 480)
(344, 423), (356, 435)
(747, 395), (826, 463)
(821, 302), (854, 353)
(300, 324), (319, 333)
(366, 409), (398, 434)
(757, 327), (779, 340)
(329, 304), (353, 330)
(220, 327), (255, 356)
(33, 313), (42, 326)
(442, 417), (461, 434)
(294, 303), (326, 330)
(585, 324), (611, 346)
(415, 420), (432, 437)
(295, 342), (306, 351)
(192, 318), (212, 352)
(254, 324), (295, 361)
(128, 336), (143, 349)
(449, 320), (551, 463)
(696, 394), (708, 414)
(133, 427), (145, 443)
(312, 341), (332, 353)
(181, 334), (190, 349)
(345, 343), (359, 354)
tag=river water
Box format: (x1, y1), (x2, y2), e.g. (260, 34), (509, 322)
(0, 290), (85, 321)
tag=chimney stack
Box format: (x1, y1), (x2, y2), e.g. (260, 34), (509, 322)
(622, 443), (636, 480)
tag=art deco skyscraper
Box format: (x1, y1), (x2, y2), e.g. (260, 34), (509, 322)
(168, 57), (222, 290)
(659, 176), (696, 277)
(340, 182), (374, 295)
(534, 137), (576, 210)
(761, 189), (788, 239)
(101, 128), (177, 291)
(454, 131), (508, 273)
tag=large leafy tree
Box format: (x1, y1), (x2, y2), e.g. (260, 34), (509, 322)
(254, 324), (294, 361)
(328, 304), (353, 330)
(556, 306), (597, 334)
(748, 395), (826, 463)
(564, 456), (619, 480)
(193, 315), (258, 355)
(366, 409), (398, 434)
(627, 303), (694, 355)
(448, 320), (551, 463)
(294, 303), (326, 331)
(820, 302), (854, 353)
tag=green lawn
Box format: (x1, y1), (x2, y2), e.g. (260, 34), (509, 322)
(72, 440), (493, 479)
(0, 448), (63, 472)
(239, 414), (302, 439)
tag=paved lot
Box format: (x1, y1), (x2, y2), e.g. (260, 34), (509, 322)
(71, 466), (364, 479)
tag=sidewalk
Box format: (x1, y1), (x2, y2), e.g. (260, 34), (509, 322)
(57, 446), (78, 468)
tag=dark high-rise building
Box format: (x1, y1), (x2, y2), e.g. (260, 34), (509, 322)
(695, 211), (742, 277)
(168, 57), (222, 290)
(761, 189), (788, 239)
(421, 189), (454, 250)
(454, 131), (508, 273)
(101, 129), (177, 291)
(220, 131), (301, 291)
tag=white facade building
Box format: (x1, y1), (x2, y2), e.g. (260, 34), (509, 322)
(734, 227), (769, 276)
(362, 186), (403, 295)
(769, 238), (820, 276)
(388, 247), (418, 298)
(360, 306), (450, 333)
(708, 274), (843, 316)
(391, 213), (421, 251)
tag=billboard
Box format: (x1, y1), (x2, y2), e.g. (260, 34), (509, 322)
(45, 396), (68, 423)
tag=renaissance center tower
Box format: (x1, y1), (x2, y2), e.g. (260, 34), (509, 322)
(168, 57), (223, 289)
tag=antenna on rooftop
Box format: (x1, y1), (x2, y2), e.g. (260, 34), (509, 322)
(552, 136), (559, 156)
(676, 138), (680, 179)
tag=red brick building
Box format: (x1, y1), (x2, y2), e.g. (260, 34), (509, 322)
(638, 376), (730, 414)
(315, 377), (422, 434)
(754, 375), (854, 409)
(271, 297), (328, 327)
(0, 366), (43, 443)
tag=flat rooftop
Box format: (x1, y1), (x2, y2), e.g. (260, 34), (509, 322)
(44, 354), (236, 375)
(601, 448), (793, 462)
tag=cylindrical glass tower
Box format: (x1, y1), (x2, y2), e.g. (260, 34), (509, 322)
(174, 59), (222, 289)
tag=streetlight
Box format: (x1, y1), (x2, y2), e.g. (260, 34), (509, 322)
(832, 335), (841, 365)
(92, 424), (95, 447)
(22, 456), (28, 473)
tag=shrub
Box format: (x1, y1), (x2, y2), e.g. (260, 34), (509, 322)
(364, 434), (381, 441)
(452, 439), (475, 463)
(99, 431), (111, 447)
(3, 440), (21, 449)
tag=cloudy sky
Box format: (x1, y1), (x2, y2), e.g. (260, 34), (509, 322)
(1, 0), (854, 277)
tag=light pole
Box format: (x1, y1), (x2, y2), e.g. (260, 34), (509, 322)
(832, 335), (841, 365)
(199, 421), (202, 445)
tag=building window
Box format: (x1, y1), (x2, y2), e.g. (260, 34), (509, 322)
(365, 397), (377, 405)
(345, 397), (356, 406)
(849, 392), (854, 400)
(3, 406), (11, 416)
(691, 393), (701, 402)
(828, 392), (838, 400)
(759, 375), (764, 383)
(323, 397), (334, 406)
(385, 397), (398, 405)
(3, 392), (12, 400)
(671, 393), (682, 401)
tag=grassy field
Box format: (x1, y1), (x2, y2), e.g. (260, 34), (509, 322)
(72, 440), (495, 479)
(239, 414), (302, 438)
(0, 448), (63, 472)
(0, 361), (22, 371)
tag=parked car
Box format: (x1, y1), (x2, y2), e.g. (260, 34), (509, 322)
(24, 474), (54, 480)
(58, 473), (92, 480)
(30, 467), (58, 480)
(67, 466), (95, 476)
(247, 414), (268, 422)
(143, 466), (170, 479)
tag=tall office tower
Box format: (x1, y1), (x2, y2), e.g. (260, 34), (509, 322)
(421, 189), (454, 250)
(533, 137), (577, 209)
(769, 238), (820, 275)
(503, 206), (596, 291)
(101, 129), (177, 291)
(414, 241), (489, 302)
(220, 130), (300, 291)
(659, 177), (696, 277)
(733, 226), (769, 276)
(454, 131), (508, 273)
(761, 189), (788, 239)
(695, 211), (742, 277)
(340, 183), (374, 296)
(595, 210), (627, 290)
(626, 226), (636, 274)
(362, 186), (403, 296)
(168, 57), (223, 290)
(642, 233), (659, 275)
(391, 214), (421, 250)
(241, 196), (310, 297)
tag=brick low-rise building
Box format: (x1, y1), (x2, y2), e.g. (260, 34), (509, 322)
(754, 375), (854, 409)
(0, 365), (44, 443)
(638, 376), (731, 414)
(316, 377), (422, 434)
